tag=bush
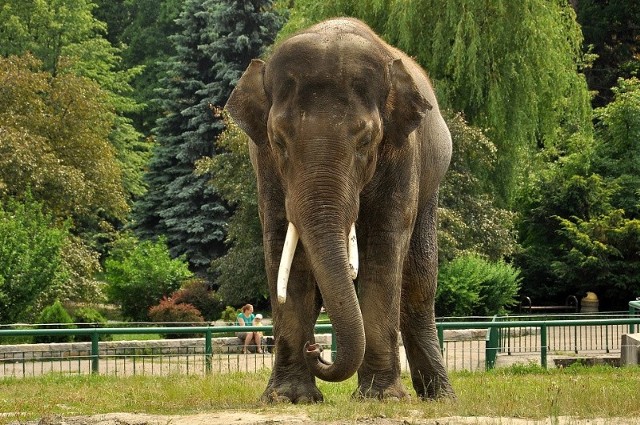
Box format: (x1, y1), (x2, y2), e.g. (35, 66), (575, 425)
(34, 300), (76, 343)
(72, 307), (111, 342)
(437, 254), (522, 317)
(104, 234), (193, 321)
(220, 305), (238, 324)
(171, 278), (223, 321)
(148, 297), (204, 339)
(0, 196), (68, 323)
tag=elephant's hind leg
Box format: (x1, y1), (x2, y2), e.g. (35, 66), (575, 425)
(400, 194), (455, 399)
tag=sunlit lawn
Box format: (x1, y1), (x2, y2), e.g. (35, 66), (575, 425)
(1, 364), (639, 424)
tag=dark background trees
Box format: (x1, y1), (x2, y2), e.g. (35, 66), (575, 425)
(574, 0), (640, 107)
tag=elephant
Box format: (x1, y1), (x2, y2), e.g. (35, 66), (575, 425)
(225, 17), (454, 402)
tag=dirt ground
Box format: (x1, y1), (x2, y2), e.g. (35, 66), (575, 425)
(14, 412), (640, 425)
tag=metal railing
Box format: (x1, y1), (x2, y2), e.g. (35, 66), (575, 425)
(629, 300), (640, 333)
(2, 313), (640, 379)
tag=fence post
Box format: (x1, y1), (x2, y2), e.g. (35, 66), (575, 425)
(540, 324), (548, 369)
(437, 325), (444, 355)
(485, 317), (499, 370)
(91, 329), (99, 374)
(205, 327), (212, 375)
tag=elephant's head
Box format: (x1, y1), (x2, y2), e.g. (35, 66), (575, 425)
(226, 30), (431, 382)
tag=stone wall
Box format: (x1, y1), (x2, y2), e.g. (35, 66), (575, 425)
(620, 333), (640, 366)
(0, 334), (334, 361)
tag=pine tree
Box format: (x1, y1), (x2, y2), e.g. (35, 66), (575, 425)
(132, 0), (283, 279)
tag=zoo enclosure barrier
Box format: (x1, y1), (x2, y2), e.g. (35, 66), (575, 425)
(1, 309), (640, 378)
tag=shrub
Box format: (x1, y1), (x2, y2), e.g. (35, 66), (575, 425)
(72, 307), (111, 342)
(0, 196), (68, 323)
(34, 300), (76, 343)
(148, 297), (204, 339)
(437, 254), (522, 317)
(104, 234), (193, 321)
(220, 305), (238, 324)
(171, 278), (223, 321)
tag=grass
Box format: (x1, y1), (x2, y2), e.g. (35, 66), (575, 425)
(0, 365), (639, 424)
(110, 333), (162, 341)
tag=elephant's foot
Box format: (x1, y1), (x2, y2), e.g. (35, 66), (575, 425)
(353, 376), (409, 400)
(261, 380), (323, 404)
(412, 372), (456, 400)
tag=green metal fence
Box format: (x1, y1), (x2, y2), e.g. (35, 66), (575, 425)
(629, 300), (640, 333)
(2, 313), (640, 379)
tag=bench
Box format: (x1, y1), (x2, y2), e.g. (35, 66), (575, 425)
(519, 295), (579, 314)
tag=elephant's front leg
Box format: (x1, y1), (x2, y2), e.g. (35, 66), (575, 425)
(355, 230), (410, 400)
(261, 235), (323, 403)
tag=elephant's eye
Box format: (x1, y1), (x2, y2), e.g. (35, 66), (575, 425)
(356, 137), (371, 151)
(272, 136), (288, 157)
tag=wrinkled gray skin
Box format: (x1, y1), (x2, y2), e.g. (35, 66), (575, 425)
(226, 18), (454, 403)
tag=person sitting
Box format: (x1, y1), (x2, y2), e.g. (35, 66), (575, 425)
(235, 304), (263, 354)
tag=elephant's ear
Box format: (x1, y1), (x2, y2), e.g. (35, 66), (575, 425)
(225, 59), (270, 146)
(383, 59), (432, 146)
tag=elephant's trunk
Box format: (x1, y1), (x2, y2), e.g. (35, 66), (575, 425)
(298, 221), (365, 382)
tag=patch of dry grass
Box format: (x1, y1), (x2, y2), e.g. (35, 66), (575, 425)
(1, 365), (638, 424)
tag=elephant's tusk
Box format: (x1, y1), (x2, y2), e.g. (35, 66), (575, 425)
(348, 223), (358, 280)
(277, 222), (299, 304)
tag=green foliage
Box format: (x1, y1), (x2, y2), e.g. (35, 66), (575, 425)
(220, 305), (238, 324)
(0, 0), (105, 75)
(73, 307), (108, 326)
(0, 0), (150, 207)
(133, 0), (283, 278)
(34, 300), (76, 344)
(438, 112), (517, 262)
(72, 307), (111, 342)
(553, 210), (640, 306)
(576, 0), (640, 107)
(436, 254), (521, 317)
(0, 196), (68, 323)
(280, 0), (593, 204)
(593, 77), (640, 218)
(197, 114), (267, 305)
(104, 234), (193, 321)
(0, 54), (128, 221)
(171, 278), (223, 321)
(516, 78), (640, 309)
(95, 0), (182, 135)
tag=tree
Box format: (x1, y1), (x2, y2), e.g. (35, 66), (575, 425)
(94, 0), (182, 135)
(516, 78), (640, 309)
(573, 0), (640, 107)
(438, 112), (517, 263)
(0, 0), (151, 207)
(592, 78), (640, 218)
(197, 114), (266, 305)
(0, 0), (105, 75)
(0, 54), (128, 222)
(133, 0), (283, 279)
(279, 0), (593, 205)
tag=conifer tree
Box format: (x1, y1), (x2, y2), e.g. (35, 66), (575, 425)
(133, 0), (282, 278)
